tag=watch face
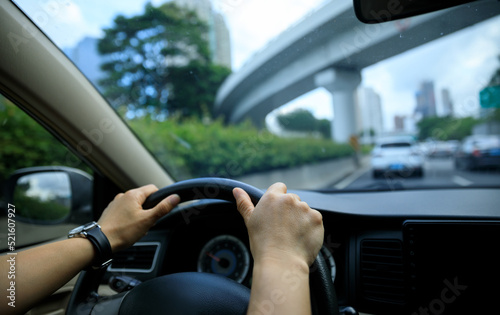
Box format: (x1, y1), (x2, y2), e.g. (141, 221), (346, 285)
(69, 222), (98, 236)
(82, 222), (98, 230)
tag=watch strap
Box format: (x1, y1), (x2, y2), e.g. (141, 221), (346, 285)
(85, 226), (113, 269)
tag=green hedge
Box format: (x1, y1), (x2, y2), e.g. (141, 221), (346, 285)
(128, 117), (354, 180)
(1, 96), (354, 181)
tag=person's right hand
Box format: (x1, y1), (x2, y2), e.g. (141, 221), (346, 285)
(233, 182), (324, 268)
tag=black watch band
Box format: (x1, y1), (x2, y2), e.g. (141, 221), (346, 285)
(85, 226), (113, 269)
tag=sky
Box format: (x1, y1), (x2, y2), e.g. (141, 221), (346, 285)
(14, 0), (500, 131)
(20, 172), (71, 201)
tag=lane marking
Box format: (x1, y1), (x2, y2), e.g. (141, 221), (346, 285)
(334, 165), (370, 189)
(452, 175), (473, 187)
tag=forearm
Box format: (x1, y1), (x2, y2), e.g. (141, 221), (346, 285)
(248, 257), (311, 315)
(1, 238), (95, 314)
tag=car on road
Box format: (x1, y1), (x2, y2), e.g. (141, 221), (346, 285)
(455, 135), (500, 170)
(371, 136), (425, 178)
(426, 140), (459, 158)
(1, 0), (500, 315)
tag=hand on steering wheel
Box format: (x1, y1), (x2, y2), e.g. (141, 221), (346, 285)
(67, 178), (338, 315)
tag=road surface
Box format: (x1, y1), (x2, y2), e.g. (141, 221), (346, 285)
(332, 158), (500, 191)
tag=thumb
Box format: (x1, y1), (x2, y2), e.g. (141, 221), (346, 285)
(233, 188), (254, 222)
(147, 194), (181, 222)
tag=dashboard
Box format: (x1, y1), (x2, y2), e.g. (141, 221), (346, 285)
(103, 189), (500, 315)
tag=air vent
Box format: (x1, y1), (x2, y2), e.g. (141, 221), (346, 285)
(360, 239), (405, 304)
(108, 242), (160, 273)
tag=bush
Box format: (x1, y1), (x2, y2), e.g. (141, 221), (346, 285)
(128, 117), (354, 179)
(0, 98), (88, 181)
(0, 96), (354, 182)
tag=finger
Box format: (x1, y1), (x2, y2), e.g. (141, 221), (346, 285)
(288, 193), (301, 201)
(132, 184), (159, 204)
(148, 194), (181, 221)
(266, 182), (287, 194)
(310, 208), (323, 224)
(233, 188), (254, 221)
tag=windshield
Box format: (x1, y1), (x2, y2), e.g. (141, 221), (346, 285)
(13, 0), (500, 191)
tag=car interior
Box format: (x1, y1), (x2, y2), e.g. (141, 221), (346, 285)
(1, 0), (500, 314)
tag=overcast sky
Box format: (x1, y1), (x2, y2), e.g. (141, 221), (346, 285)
(15, 0), (500, 131)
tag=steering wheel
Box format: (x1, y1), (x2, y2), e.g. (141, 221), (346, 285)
(67, 178), (339, 315)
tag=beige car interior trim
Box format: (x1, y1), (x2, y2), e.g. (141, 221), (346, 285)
(0, 1), (174, 191)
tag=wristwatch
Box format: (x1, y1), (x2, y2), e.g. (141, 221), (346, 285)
(68, 221), (113, 269)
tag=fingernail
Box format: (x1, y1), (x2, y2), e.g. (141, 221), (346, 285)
(168, 194), (181, 205)
(233, 188), (242, 198)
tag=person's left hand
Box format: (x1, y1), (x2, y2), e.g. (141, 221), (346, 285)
(98, 184), (180, 252)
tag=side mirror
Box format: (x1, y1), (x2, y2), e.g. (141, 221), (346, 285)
(5, 166), (93, 225)
(353, 0), (477, 23)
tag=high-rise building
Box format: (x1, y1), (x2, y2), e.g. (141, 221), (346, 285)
(394, 115), (405, 132)
(174, 0), (232, 69)
(355, 87), (384, 140)
(64, 37), (106, 92)
(441, 88), (454, 117)
(414, 81), (436, 118)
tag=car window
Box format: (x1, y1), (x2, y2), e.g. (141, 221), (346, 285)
(0, 94), (92, 251)
(12, 0), (500, 191)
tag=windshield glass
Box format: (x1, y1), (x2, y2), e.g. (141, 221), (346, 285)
(13, 0), (500, 191)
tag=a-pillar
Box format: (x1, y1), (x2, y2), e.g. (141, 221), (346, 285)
(314, 68), (361, 143)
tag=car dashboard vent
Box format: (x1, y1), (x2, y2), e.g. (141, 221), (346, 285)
(108, 242), (160, 273)
(360, 239), (405, 304)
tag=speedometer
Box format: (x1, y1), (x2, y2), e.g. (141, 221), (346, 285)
(197, 235), (250, 283)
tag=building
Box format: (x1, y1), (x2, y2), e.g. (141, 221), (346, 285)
(414, 81), (436, 118)
(355, 87), (384, 142)
(394, 115), (405, 132)
(174, 0), (232, 69)
(64, 37), (105, 91)
(441, 88), (454, 117)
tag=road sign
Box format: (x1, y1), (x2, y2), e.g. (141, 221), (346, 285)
(480, 86), (500, 109)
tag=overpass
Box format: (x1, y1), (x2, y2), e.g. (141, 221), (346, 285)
(214, 0), (500, 142)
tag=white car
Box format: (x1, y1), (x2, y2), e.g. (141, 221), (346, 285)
(371, 137), (425, 178)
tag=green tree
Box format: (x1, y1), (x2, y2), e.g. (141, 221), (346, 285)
(98, 3), (229, 119)
(0, 97), (88, 181)
(488, 55), (500, 87)
(168, 60), (231, 118)
(487, 108), (500, 122)
(417, 116), (479, 141)
(317, 119), (332, 139)
(277, 109), (331, 139)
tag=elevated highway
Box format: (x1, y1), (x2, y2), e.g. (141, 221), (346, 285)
(214, 0), (499, 142)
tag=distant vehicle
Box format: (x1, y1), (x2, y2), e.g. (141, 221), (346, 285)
(454, 135), (500, 170)
(371, 136), (424, 178)
(427, 140), (459, 158)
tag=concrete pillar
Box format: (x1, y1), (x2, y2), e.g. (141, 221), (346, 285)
(314, 68), (361, 143)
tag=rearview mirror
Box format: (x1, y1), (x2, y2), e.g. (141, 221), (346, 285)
(353, 0), (477, 23)
(5, 166), (93, 225)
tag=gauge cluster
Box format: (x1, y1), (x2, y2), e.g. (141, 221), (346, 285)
(197, 234), (250, 283)
(159, 206), (346, 291)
